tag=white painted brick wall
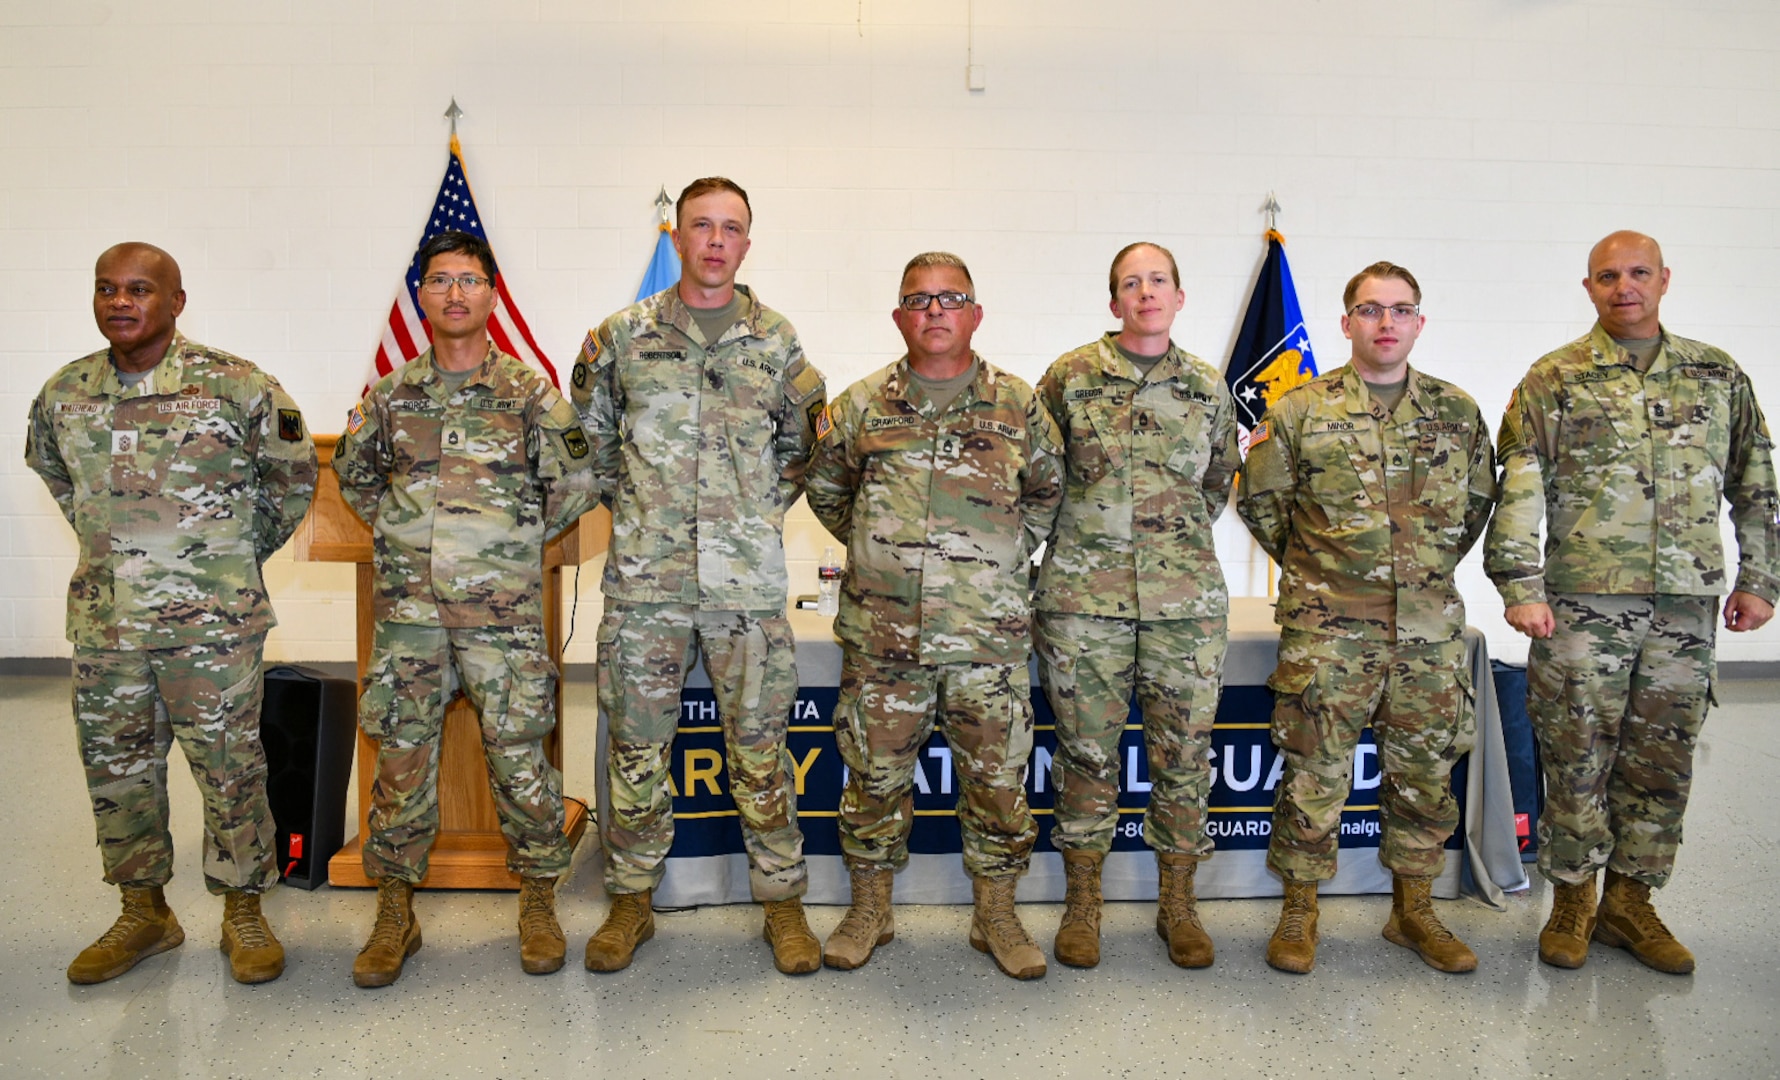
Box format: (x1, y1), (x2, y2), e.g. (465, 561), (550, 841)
(3, 0), (1776, 666)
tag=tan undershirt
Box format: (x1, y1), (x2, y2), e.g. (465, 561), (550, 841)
(910, 357), (980, 415)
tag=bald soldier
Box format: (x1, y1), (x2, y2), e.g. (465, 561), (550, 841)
(1486, 231), (1779, 974)
(27, 243), (317, 985)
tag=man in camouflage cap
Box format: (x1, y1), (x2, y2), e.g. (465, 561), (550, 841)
(27, 242), (317, 986)
(1486, 230), (1778, 974)
(1238, 261), (1497, 975)
(1034, 242), (1240, 970)
(572, 177), (828, 975)
(807, 252), (1063, 980)
(334, 230), (596, 987)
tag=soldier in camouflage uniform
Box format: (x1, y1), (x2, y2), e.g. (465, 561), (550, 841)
(1238, 261), (1497, 975)
(806, 252), (1064, 980)
(333, 231), (596, 987)
(571, 178), (828, 976)
(1034, 242), (1240, 970)
(1486, 231), (1779, 974)
(26, 242), (316, 986)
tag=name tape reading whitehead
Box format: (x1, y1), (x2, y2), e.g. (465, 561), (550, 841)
(661, 686), (1452, 858)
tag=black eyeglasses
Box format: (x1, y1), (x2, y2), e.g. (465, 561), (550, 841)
(899, 290), (974, 311)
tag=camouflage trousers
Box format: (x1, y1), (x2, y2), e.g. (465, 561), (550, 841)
(1265, 629), (1475, 881)
(596, 600), (806, 901)
(1529, 593), (1716, 889)
(71, 636), (279, 895)
(1036, 611), (1226, 856)
(358, 621), (569, 883)
(834, 652), (1037, 879)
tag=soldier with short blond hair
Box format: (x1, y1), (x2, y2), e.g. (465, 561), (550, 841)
(572, 177), (828, 976)
(1487, 230), (1779, 974)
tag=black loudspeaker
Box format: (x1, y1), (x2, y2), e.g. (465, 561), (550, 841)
(260, 664), (358, 889)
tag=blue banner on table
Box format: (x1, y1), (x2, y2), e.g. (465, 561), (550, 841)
(1225, 229), (1317, 457)
(661, 685), (1447, 858)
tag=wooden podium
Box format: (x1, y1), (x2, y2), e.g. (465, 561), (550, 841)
(294, 434), (606, 889)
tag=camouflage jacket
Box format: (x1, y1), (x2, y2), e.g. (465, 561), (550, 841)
(571, 285), (826, 610)
(1034, 334), (1240, 621)
(806, 354), (1064, 665)
(332, 345), (596, 628)
(25, 332), (317, 650)
(1485, 323), (1780, 606)
(1237, 363), (1497, 645)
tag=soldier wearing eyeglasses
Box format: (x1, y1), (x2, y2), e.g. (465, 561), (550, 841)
(572, 177), (829, 976)
(1033, 242), (1241, 971)
(1237, 261), (1497, 974)
(332, 230), (597, 986)
(1486, 231), (1778, 974)
(806, 252), (1063, 979)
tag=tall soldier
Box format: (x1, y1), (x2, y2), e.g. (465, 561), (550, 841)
(334, 231), (596, 986)
(28, 242), (317, 985)
(1238, 261), (1497, 974)
(1486, 231), (1778, 974)
(807, 252), (1063, 980)
(572, 177), (828, 975)
(1035, 242), (1240, 969)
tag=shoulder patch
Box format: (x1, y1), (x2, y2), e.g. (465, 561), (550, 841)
(278, 408), (303, 442)
(562, 426), (590, 459)
(345, 403), (367, 435)
(788, 362), (823, 402)
(1249, 420), (1271, 447)
(580, 332), (603, 366)
(808, 398), (831, 441)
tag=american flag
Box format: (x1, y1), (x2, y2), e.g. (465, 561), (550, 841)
(366, 135), (559, 391)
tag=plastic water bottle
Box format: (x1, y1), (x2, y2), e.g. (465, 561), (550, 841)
(817, 546), (842, 617)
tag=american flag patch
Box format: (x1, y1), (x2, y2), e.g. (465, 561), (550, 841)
(346, 403), (367, 435)
(1250, 420), (1271, 447)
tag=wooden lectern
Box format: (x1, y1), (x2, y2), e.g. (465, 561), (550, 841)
(293, 434), (606, 889)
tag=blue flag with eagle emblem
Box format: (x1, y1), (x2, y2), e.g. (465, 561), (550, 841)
(1226, 230), (1317, 457)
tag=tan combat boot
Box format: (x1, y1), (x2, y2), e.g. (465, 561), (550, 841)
(1382, 873), (1477, 973)
(969, 875), (1046, 980)
(1594, 869), (1695, 974)
(1537, 875), (1596, 969)
(1156, 852), (1215, 968)
(354, 878), (422, 988)
(220, 890), (285, 984)
(1053, 849), (1104, 968)
(67, 885), (185, 985)
(762, 897), (821, 975)
(584, 889), (654, 972)
(1265, 878), (1319, 974)
(518, 876), (566, 975)
(823, 864), (895, 971)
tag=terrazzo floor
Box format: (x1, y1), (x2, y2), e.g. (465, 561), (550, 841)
(2, 673), (1777, 1079)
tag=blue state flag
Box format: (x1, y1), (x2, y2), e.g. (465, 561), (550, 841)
(636, 223), (681, 301)
(1226, 230), (1317, 456)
